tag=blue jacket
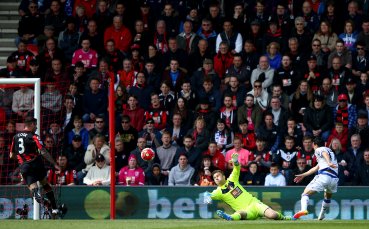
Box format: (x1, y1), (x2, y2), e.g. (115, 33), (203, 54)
(82, 89), (108, 116)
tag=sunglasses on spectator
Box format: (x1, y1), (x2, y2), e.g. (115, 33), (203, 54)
(96, 121), (104, 123)
(121, 121), (129, 123)
(339, 100), (347, 102)
(312, 44), (321, 47)
(357, 47), (364, 50)
(254, 85), (262, 88)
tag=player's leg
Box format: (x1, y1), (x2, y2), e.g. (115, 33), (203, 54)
(263, 208), (292, 220)
(318, 192), (332, 220)
(293, 188), (316, 219)
(39, 178), (58, 213)
(28, 182), (43, 203)
(216, 210), (249, 221)
(216, 210), (233, 221)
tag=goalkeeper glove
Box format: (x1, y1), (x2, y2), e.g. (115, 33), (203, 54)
(203, 191), (213, 204)
(231, 153), (239, 166)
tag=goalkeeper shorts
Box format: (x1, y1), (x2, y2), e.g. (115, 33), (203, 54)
(240, 201), (269, 220)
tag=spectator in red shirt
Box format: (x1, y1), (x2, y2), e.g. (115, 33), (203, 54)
(202, 141), (226, 171)
(47, 155), (76, 185)
(213, 41), (234, 80)
(123, 95), (145, 132)
(104, 15), (132, 54)
(73, 0), (96, 18)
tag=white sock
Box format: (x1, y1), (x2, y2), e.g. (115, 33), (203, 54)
(322, 199), (330, 209)
(301, 194), (309, 211)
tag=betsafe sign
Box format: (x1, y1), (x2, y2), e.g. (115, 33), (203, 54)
(0, 187), (369, 219)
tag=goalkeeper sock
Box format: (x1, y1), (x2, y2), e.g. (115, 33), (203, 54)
(275, 212), (284, 220)
(230, 212), (241, 220)
(301, 194), (309, 211)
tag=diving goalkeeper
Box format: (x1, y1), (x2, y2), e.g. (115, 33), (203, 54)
(204, 153), (292, 221)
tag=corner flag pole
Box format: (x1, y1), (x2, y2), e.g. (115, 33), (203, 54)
(109, 74), (116, 219)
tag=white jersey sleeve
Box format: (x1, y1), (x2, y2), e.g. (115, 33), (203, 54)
(315, 146), (338, 174)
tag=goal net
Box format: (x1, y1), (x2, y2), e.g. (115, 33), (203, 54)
(0, 78), (68, 219)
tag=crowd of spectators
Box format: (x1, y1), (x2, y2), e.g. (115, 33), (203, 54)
(1, 0), (369, 186)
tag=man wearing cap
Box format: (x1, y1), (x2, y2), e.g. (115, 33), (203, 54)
(0, 56), (21, 78)
(64, 134), (86, 173)
(83, 154), (110, 186)
(58, 16), (80, 62)
(194, 98), (217, 132)
(139, 118), (161, 150)
(248, 20), (264, 53)
(348, 112), (369, 149)
(117, 115), (138, 154)
(118, 154), (145, 185)
(25, 59), (43, 78)
(303, 54), (323, 93)
(342, 77), (362, 106)
(334, 93), (357, 129)
(191, 58), (220, 91)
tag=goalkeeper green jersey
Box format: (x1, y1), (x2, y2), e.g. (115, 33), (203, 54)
(210, 164), (259, 211)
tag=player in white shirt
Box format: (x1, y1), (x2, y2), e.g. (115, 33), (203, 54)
(293, 137), (339, 220)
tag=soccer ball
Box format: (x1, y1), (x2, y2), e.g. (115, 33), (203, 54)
(141, 148), (155, 161)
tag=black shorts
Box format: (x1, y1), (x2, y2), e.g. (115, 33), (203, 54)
(20, 156), (47, 186)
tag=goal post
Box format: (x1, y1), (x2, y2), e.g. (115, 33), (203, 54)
(0, 78), (41, 220)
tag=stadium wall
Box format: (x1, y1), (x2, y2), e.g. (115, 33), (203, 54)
(1, 186), (368, 220)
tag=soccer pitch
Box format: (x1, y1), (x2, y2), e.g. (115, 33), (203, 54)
(3, 220), (368, 229)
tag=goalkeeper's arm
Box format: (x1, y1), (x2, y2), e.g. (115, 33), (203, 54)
(203, 191), (213, 204)
(228, 153), (240, 182)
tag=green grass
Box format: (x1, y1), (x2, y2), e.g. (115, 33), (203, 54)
(2, 220), (368, 229)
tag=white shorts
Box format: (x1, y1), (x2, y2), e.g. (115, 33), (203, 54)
(306, 174), (339, 193)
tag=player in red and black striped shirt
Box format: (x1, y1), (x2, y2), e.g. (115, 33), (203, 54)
(10, 117), (60, 218)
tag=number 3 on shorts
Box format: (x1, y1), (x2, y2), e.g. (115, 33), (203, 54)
(18, 138), (25, 154)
